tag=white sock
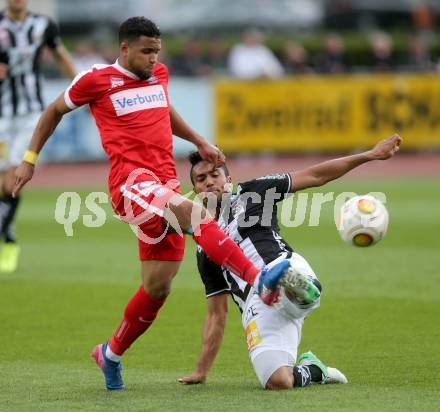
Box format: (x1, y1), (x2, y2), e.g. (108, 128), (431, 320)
(105, 345), (121, 363)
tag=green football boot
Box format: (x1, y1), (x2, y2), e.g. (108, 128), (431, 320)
(298, 351), (348, 384)
(280, 267), (321, 304)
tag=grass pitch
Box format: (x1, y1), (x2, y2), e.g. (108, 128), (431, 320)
(1, 178), (439, 411)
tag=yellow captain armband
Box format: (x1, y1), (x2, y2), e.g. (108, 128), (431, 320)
(22, 150), (39, 165)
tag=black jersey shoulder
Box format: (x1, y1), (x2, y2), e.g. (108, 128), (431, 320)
(236, 173), (292, 202)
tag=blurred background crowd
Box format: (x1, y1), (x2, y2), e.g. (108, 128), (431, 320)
(33, 0), (440, 79)
(2, 0), (438, 162)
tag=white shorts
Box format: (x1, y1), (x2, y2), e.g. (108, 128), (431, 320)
(0, 112), (41, 170)
(242, 252), (321, 387)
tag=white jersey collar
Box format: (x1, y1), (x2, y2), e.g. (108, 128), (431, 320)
(113, 59), (140, 80)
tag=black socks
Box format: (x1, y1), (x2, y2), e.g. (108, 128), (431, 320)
(0, 194), (20, 242)
(293, 364), (323, 387)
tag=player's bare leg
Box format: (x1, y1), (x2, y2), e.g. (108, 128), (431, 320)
(140, 260), (181, 299)
(0, 166), (20, 272)
(165, 193), (294, 305)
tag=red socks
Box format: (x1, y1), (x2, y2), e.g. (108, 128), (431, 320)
(192, 219), (260, 284)
(108, 285), (164, 356)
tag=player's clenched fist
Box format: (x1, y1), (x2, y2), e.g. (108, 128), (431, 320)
(12, 162), (34, 198)
(368, 134), (403, 160)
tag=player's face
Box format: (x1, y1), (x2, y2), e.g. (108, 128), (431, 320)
(192, 160), (232, 202)
(8, 0), (27, 13)
(123, 36), (161, 80)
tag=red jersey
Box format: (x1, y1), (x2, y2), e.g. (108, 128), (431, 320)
(64, 60), (177, 198)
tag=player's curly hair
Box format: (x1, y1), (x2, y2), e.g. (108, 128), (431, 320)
(188, 151), (230, 185)
(119, 17), (161, 44)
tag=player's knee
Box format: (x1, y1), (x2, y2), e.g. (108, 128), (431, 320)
(151, 288), (170, 300)
(141, 272), (173, 299)
(142, 283), (171, 300)
(141, 260), (179, 289)
(266, 376), (293, 390)
(141, 268), (176, 300)
(265, 368), (293, 390)
(167, 197), (195, 231)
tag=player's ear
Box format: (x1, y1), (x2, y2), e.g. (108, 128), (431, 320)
(224, 176), (233, 193)
(120, 41), (130, 56)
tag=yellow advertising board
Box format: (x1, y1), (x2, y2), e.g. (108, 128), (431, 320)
(215, 75), (440, 152)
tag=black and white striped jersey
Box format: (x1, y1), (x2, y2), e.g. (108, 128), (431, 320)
(197, 173), (294, 312)
(0, 11), (61, 117)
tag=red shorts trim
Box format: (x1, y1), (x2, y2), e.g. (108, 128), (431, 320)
(113, 174), (185, 261)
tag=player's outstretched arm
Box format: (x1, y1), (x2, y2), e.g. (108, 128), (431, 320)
(12, 93), (72, 197)
(290, 134), (402, 193)
(178, 293), (228, 385)
(169, 105), (225, 167)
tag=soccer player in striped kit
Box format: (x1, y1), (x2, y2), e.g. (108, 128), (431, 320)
(181, 134), (401, 389)
(0, 0), (76, 272)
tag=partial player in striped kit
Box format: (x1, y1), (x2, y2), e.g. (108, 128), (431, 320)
(0, 0), (76, 272)
(180, 135), (401, 389)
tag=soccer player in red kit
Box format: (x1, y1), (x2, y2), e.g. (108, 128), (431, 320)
(12, 17), (319, 390)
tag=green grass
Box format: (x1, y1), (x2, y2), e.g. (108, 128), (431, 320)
(1, 178), (439, 411)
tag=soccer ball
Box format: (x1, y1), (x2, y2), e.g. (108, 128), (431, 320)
(336, 195), (389, 247)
